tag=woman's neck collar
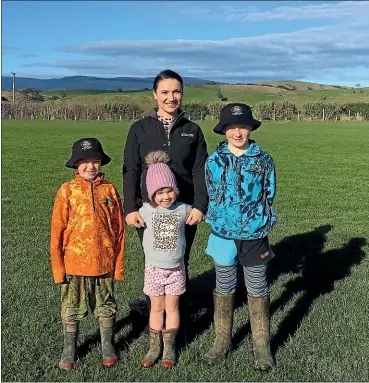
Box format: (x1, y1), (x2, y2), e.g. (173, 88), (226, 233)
(156, 108), (177, 120)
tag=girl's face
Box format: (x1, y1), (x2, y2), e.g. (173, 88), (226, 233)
(153, 78), (183, 118)
(224, 124), (252, 152)
(153, 187), (177, 208)
(76, 158), (101, 180)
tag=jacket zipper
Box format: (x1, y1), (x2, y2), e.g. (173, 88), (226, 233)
(156, 119), (171, 157)
(90, 182), (96, 212)
(167, 114), (182, 156)
(155, 111), (184, 158)
(167, 131), (171, 157)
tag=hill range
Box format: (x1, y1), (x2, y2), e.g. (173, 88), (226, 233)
(2, 76), (368, 109)
(1, 75), (210, 92)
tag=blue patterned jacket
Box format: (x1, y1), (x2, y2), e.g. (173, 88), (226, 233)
(205, 140), (277, 240)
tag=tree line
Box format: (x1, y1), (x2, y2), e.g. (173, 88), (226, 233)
(2, 100), (369, 121)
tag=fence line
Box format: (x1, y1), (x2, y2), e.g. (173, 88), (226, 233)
(2, 111), (367, 122)
(1, 102), (368, 122)
(2, 112), (367, 122)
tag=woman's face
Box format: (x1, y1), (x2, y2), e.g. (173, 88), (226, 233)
(153, 78), (183, 118)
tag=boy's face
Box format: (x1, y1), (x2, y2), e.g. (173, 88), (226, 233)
(224, 124), (252, 150)
(75, 158), (101, 181)
(153, 187), (177, 208)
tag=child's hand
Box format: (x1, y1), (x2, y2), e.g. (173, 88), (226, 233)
(126, 212), (145, 228)
(186, 208), (204, 225)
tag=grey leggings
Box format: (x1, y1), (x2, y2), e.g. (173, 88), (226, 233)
(215, 262), (268, 297)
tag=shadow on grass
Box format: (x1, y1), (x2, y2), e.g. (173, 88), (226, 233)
(177, 261), (254, 350)
(78, 225), (366, 360)
(231, 225), (367, 355)
(270, 233), (366, 354)
(115, 310), (149, 353)
(76, 333), (99, 361)
(76, 315), (133, 360)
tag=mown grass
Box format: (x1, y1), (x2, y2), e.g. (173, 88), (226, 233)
(1, 119), (369, 382)
(43, 89), (115, 98)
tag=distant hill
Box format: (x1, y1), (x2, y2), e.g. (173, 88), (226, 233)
(3, 76), (368, 110)
(1, 75), (211, 91)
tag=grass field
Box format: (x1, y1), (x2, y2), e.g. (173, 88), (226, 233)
(5, 81), (368, 108)
(55, 86), (369, 107)
(43, 89), (115, 97)
(1, 119), (369, 382)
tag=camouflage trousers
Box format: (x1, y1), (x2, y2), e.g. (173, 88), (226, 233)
(61, 274), (117, 322)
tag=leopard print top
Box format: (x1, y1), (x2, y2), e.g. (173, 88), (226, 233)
(139, 201), (192, 269)
(157, 115), (174, 139)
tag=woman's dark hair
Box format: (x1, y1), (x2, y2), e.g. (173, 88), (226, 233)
(153, 69), (184, 92)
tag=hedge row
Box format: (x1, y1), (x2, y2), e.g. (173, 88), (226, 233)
(1, 101), (146, 121)
(182, 101), (369, 121)
(2, 100), (369, 121)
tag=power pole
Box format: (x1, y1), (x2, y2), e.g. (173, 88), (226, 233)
(11, 72), (16, 104)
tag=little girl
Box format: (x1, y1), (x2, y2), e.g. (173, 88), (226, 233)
(138, 151), (191, 368)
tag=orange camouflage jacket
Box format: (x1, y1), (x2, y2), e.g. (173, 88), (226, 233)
(50, 172), (125, 283)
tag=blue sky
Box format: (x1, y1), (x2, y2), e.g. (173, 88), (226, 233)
(2, 1), (369, 85)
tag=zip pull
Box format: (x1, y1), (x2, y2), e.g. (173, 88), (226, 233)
(90, 182), (96, 212)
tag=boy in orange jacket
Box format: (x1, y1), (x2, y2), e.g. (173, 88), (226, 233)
(50, 138), (125, 370)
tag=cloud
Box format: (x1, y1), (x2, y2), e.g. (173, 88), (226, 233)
(2, 45), (20, 54)
(18, 53), (38, 59)
(24, 60), (120, 71)
(22, 20), (368, 83)
(180, 1), (369, 23)
(21, 1), (369, 83)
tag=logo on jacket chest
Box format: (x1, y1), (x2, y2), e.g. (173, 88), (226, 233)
(248, 163), (264, 175)
(181, 133), (194, 138)
(103, 198), (114, 206)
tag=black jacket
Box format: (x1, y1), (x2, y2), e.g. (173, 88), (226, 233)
(123, 109), (209, 215)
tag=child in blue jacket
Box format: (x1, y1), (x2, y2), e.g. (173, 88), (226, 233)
(204, 103), (276, 371)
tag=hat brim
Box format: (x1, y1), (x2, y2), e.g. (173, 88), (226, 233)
(213, 117), (262, 135)
(66, 153), (111, 169)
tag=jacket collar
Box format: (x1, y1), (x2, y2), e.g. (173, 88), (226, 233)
(74, 172), (105, 187)
(149, 108), (185, 127)
(216, 139), (261, 157)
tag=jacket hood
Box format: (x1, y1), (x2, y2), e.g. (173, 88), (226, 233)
(216, 139), (261, 158)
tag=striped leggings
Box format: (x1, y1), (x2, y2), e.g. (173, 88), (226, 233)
(215, 262), (268, 297)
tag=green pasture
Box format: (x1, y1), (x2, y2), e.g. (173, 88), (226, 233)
(43, 89), (114, 98)
(1, 119), (369, 381)
(38, 83), (369, 108)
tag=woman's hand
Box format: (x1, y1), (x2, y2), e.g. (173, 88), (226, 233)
(126, 212), (145, 228)
(186, 208), (204, 225)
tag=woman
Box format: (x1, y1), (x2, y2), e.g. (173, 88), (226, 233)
(122, 69), (208, 334)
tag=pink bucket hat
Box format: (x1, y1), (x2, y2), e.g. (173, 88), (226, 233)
(145, 151), (179, 201)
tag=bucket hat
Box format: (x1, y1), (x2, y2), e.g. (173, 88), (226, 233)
(213, 103), (261, 135)
(66, 138), (111, 168)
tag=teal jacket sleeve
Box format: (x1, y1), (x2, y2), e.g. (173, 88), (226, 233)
(264, 156), (276, 206)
